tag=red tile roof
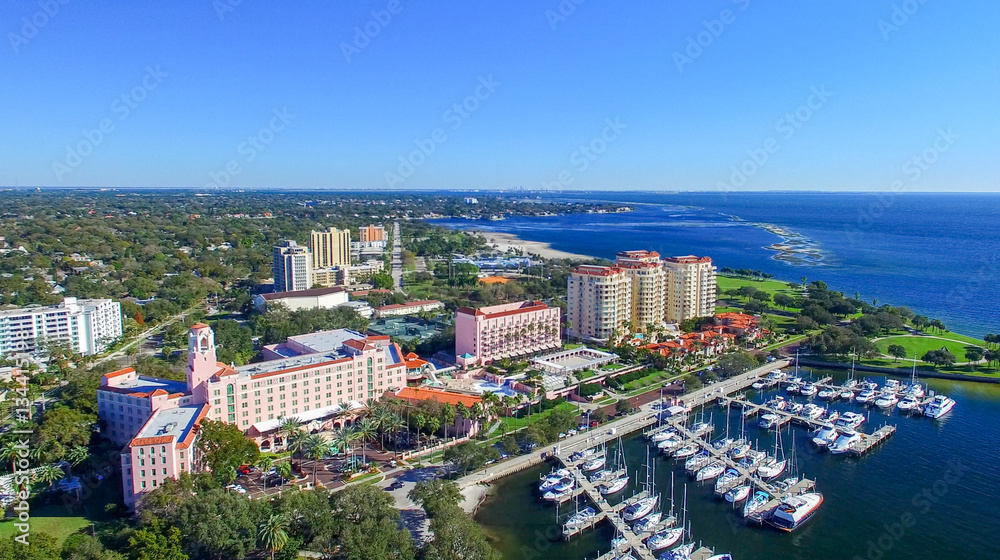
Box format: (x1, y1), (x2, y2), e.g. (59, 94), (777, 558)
(393, 387), (481, 408)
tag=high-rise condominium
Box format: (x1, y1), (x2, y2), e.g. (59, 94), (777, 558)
(273, 240), (312, 292)
(310, 227), (351, 268)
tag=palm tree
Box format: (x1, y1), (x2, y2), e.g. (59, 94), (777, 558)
(286, 430), (311, 464)
(331, 427), (357, 466)
(383, 414), (405, 456)
(258, 513), (289, 560)
(276, 461), (293, 491)
(355, 419), (377, 466)
(65, 446), (88, 476)
(371, 405), (393, 451)
(1, 440), (24, 473)
(303, 435), (328, 485)
(33, 464), (64, 488)
(256, 456), (274, 488)
(278, 417), (302, 451)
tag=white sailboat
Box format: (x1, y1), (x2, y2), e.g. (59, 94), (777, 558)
(647, 481), (683, 552)
(623, 448), (658, 522)
(757, 429), (787, 479)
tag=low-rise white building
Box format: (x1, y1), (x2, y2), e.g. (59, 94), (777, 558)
(0, 297), (122, 356)
(254, 287), (349, 312)
(375, 300), (444, 318)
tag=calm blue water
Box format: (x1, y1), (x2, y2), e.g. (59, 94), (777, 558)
(476, 368), (1000, 560)
(431, 192), (1000, 337)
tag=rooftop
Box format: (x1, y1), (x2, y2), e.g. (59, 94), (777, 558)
(286, 328), (368, 354)
(664, 255), (713, 264)
(259, 286), (347, 300)
(106, 375), (188, 395)
(393, 386), (481, 408)
(376, 299), (442, 311)
(134, 404), (206, 444)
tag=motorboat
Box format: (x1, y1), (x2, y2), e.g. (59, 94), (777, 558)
(757, 458), (787, 479)
(811, 426), (839, 448)
(835, 411), (865, 430)
(818, 387), (839, 400)
(922, 395), (956, 419)
(875, 389), (899, 409)
(672, 444), (699, 459)
(884, 379), (902, 393)
(841, 378), (859, 390)
(647, 528), (683, 551)
(766, 492), (824, 532)
(789, 403), (805, 415)
(855, 388), (877, 405)
(600, 476), (629, 495)
(829, 430), (862, 454)
(799, 383), (818, 397)
(660, 543), (695, 560)
(758, 413), (780, 430)
(822, 409), (840, 424)
(766, 396), (788, 410)
(773, 476), (801, 492)
(902, 382), (925, 399)
(897, 394), (921, 412)
(801, 403), (824, 419)
(569, 448), (596, 462)
(724, 484), (751, 503)
(543, 486), (573, 501)
(705, 555), (734, 560)
(695, 460), (725, 482)
(859, 380), (879, 392)
(658, 438), (683, 451)
(742, 490), (770, 518)
(564, 506), (596, 527)
(840, 389), (856, 400)
(728, 441), (751, 459)
(623, 495), (658, 522)
(714, 468), (741, 493)
(634, 511), (663, 533)
(785, 375), (803, 386)
(581, 455), (607, 472)
(684, 452), (711, 473)
(785, 383), (801, 395)
(539, 474), (573, 492)
(751, 379), (768, 390)
(769, 369), (787, 381)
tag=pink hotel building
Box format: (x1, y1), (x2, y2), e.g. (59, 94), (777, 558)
(99, 323), (406, 507)
(455, 301), (561, 367)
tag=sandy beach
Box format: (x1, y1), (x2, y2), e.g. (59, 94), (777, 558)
(475, 231), (595, 261)
(460, 483), (492, 514)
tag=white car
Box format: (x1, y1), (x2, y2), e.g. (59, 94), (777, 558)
(225, 484), (247, 495)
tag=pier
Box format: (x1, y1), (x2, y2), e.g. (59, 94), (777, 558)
(718, 395), (834, 431)
(850, 424), (896, 455)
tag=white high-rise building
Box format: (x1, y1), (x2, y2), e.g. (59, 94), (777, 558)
(273, 240), (313, 292)
(663, 256), (717, 322)
(567, 265), (632, 342)
(0, 297), (122, 356)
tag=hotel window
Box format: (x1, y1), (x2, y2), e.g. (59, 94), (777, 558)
(180, 463), (185, 471)
(140, 470), (145, 477)
(141, 481), (146, 489)
(139, 459), (144, 466)
(180, 451), (184, 459)
(151, 458), (156, 465)
(162, 468), (167, 475)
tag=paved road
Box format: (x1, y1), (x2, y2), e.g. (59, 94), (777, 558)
(90, 304), (200, 369)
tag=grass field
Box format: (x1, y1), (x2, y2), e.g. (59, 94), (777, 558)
(875, 334), (981, 361)
(716, 275), (803, 315)
(0, 477), (124, 546)
(498, 401), (578, 433)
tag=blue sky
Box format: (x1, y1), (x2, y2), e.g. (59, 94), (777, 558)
(1, 0), (998, 191)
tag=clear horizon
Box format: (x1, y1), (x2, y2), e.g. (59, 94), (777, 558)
(2, 1), (998, 192)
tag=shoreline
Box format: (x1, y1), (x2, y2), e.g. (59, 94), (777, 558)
(470, 230), (596, 261)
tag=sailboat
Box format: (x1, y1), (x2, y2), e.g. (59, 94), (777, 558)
(623, 448), (658, 522)
(599, 437), (629, 495)
(840, 352), (859, 398)
(647, 480), (684, 552)
(757, 428), (788, 479)
(729, 413), (751, 459)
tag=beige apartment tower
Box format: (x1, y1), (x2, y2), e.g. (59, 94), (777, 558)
(309, 227), (351, 268)
(567, 265), (632, 342)
(615, 250), (668, 332)
(663, 256), (717, 322)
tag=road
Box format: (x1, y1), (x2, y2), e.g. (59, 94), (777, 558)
(390, 221), (403, 292)
(89, 303), (201, 369)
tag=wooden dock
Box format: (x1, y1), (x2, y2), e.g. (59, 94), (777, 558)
(719, 396), (833, 431)
(849, 424), (897, 455)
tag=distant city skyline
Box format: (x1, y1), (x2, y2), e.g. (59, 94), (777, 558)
(2, 0), (998, 191)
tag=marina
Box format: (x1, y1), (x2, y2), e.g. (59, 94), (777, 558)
(475, 366), (999, 560)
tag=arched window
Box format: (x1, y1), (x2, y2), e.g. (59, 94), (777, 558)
(227, 384), (234, 395)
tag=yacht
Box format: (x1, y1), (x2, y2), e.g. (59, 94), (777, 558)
(839, 388), (856, 400)
(766, 492), (824, 532)
(751, 379), (768, 390)
(817, 387), (839, 400)
(835, 411), (865, 430)
(799, 383), (818, 397)
(767, 396), (788, 410)
(855, 388), (877, 405)
(789, 403), (805, 415)
(564, 506), (596, 527)
(705, 555), (734, 560)
(600, 476), (629, 495)
(695, 460), (725, 482)
(801, 403), (824, 419)
(634, 511), (663, 533)
(785, 373), (804, 386)
(822, 409), (840, 424)
(884, 379), (902, 393)
(859, 379), (879, 392)
(672, 444), (699, 459)
(581, 455), (607, 472)
(897, 394), (921, 412)
(811, 426), (839, 448)
(922, 395), (956, 419)
(737, 449), (767, 473)
(758, 413), (780, 430)
(785, 382), (801, 395)
(742, 490), (770, 518)
(623, 495), (659, 522)
(712, 437), (734, 451)
(874, 389), (899, 409)
(902, 383), (925, 399)
(646, 528), (684, 551)
(690, 421), (714, 438)
(829, 430), (862, 454)
(725, 484), (751, 503)
(841, 378), (859, 390)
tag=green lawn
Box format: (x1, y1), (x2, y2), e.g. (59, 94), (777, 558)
(577, 370), (595, 380)
(875, 334), (981, 361)
(0, 477), (124, 546)
(0, 511), (90, 544)
(717, 275), (803, 314)
(499, 402), (577, 433)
